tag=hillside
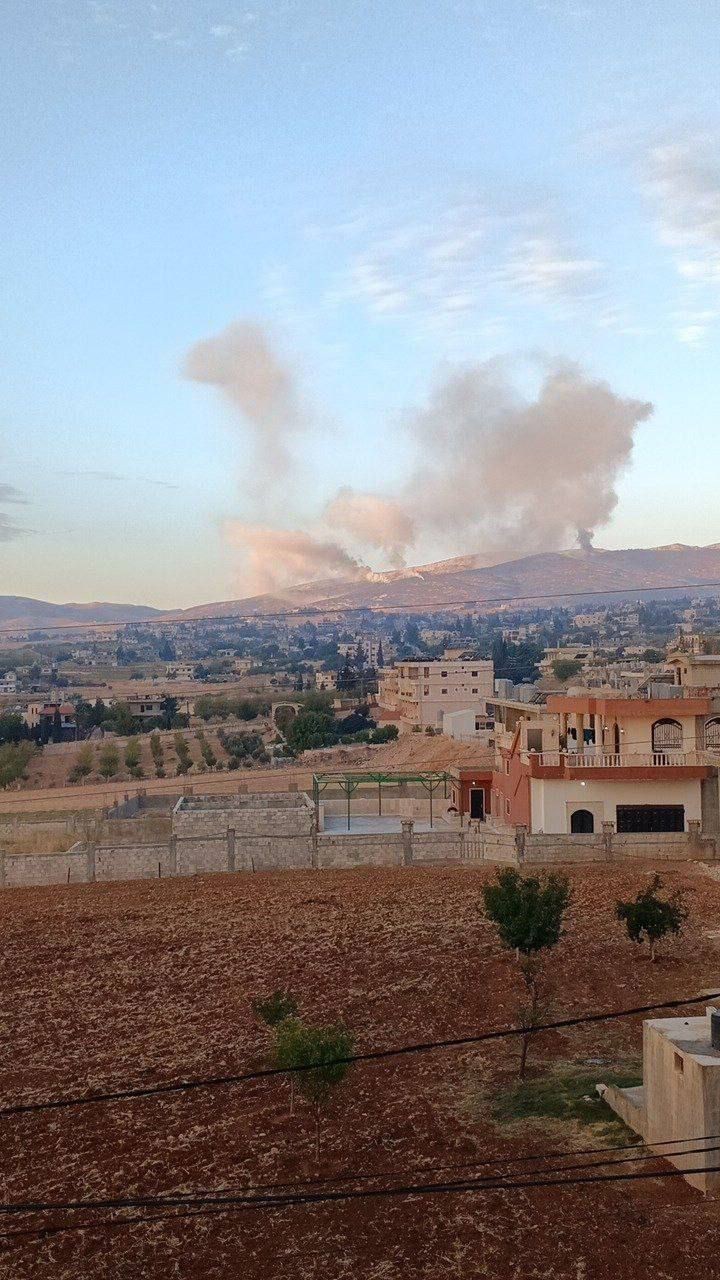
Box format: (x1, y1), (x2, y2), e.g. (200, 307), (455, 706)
(0, 596), (163, 630)
(5, 543), (720, 628)
(171, 543), (720, 618)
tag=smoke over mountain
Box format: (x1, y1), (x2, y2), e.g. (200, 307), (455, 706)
(183, 321), (653, 591)
(223, 523), (369, 595)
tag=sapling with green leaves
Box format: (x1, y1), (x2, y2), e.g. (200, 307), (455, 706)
(273, 1018), (354, 1158)
(616, 875), (687, 962)
(482, 868), (571, 1075)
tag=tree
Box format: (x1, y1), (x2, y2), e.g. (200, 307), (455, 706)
(376, 639), (385, 668)
(643, 648), (665, 664)
(98, 743), (119, 778)
(616, 875), (687, 962)
(68, 743), (93, 783)
(252, 990), (298, 1027)
(482, 869), (571, 1075)
(161, 696), (179, 730)
(51, 708), (63, 744)
(158, 636), (176, 662)
(124, 738), (142, 776)
(551, 658), (582, 682)
(273, 1019), (354, 1159)
(354, 639), (366, 670)
(0, 714), (29, 744)
(286, 708), (337, 754)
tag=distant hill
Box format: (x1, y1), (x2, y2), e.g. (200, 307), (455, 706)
(5, 543), (720, 631)
(167, 543), (720, 618)
(0, 596), (164, 631)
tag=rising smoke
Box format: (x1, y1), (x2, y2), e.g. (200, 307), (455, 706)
(223, 523), (369, 596)
(182, 321), (302, 475)
(183, 322), (653, 593)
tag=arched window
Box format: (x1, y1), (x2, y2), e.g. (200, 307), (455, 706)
(651, 719), (683, 753)
(705, 718), (720, 750)
(570, 809), (594, 834)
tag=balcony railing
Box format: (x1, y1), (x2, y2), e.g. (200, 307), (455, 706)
(520, 750), (705, 769)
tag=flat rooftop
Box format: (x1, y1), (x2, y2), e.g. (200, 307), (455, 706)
(647, 1013), (720, 1066)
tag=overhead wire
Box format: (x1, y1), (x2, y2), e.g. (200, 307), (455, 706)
(3, 989), (718, 1120)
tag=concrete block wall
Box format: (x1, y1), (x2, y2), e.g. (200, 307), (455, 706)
(2, 849), (89, 887)
(317, 834), (405, 870)
(95, 843), (174, 881)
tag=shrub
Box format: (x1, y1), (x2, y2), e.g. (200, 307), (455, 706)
(0, 742), (36, 789)
(68, 743), (93, 783)
(252, 990), (298, 1027)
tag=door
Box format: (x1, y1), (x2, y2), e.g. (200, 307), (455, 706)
(570, 809), (594, 833)
(470, 788), (485, 820)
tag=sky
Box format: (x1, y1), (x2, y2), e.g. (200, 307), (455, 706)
(1, 0), (720, 607)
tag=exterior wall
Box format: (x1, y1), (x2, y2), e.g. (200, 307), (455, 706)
(528, 776), (703, 834)
(605, 1014), (720, 1195)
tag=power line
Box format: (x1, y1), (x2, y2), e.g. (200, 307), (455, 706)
(3, 990), (718, 1120)
(2, 579), (719, 637)
(1, 1144), (719, 1242)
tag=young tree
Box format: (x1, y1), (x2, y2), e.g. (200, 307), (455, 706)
(551, 658), (583, 682)
(482, 868), (571, 1075)
(616, 875), (687, 962)
(252, 990), (299, 1027)
(124, 737), (142, 776)
(376, 639), (384, 668)
(273, 1019), (354, 1159)
(98, 743), (120, 778)
(68, 743), (93, 783)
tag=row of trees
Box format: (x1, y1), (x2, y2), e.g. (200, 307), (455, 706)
(244, 871), (687, 1164)
(483, 870), (687, 1075)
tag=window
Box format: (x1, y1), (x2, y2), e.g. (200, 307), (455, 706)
(471, 670), (478, 676)
(441, 670), (447, 677)
(423, 686), (429, 695)
(705, 718), (720, 750)
(651, 719), (683, 753)
(472, 687), (478, 693)
(505, 799), (511, 816)
(423, 667), (429, 678)
(441, 688), (447, 695)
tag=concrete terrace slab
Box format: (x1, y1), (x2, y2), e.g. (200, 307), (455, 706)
(321, 815), (452, 834)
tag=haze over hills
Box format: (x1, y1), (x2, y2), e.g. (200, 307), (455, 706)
(169, 543), (720, 619)
(4, 544), (720, 630)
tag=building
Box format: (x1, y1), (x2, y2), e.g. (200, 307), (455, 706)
(448, 764), (494, 820)
(123, 693), (167, 720)
(337, 636), (382, 667)
(166, 663), (197, 681)
(489, 691), (718, 834)
(315, 670), (338, 691)
(441, 708), (493, 744)
(381, 658), (494, 728)
(668, 650), (720, 691)
(23, 700), (76, 738)
(538, 645), (595, 676)
(601, 1007), (720, 1195)
(0, 671), (18, 696)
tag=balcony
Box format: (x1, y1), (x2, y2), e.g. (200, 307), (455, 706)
(520, 749), (712, 776)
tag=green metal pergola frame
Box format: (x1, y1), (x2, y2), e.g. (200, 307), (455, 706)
(312, 770), (450, 831)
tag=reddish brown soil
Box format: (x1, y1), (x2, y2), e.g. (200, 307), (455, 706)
(2, 863), (720, 1279)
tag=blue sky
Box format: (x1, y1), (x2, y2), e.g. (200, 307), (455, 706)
(2, 0), (720, 606)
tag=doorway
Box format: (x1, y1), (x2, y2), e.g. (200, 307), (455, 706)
(470, 788), (485, 820)
(570, 808), (594, 833)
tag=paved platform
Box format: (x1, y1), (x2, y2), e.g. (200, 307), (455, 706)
(321, 815), (452, 834)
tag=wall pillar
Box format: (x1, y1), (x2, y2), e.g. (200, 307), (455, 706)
(602, 820), (615, 859)
(227, 827), (236, 873)
(401, 819), (414, 866)
(514, 824), (527, 863)
(688, 819), (702, 854)
(85, 844), (96, 883)
(169, 834), (178, 875)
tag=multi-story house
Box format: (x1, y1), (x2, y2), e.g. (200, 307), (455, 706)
(489, 690), (720, 834)
(381, 658), (494, 729)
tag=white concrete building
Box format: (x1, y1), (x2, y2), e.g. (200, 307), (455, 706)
(602, 1007), (720, 1195)
(0, 671), (18, 696)
(383, 658), (494, 728)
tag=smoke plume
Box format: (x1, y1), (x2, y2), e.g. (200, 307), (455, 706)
(184, 319), (653, 593)
(223, 522), (370, 596)
(323, 487), (416, 567)
(182, 321), (302, 475)
(399, 360), (652, 561)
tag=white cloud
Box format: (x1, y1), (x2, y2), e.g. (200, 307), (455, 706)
(500, 234), (602, 303)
